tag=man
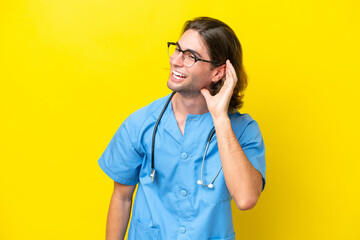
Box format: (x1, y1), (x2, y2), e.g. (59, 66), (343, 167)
(98, 17), (266, 240)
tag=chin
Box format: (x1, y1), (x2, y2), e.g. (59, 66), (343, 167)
(167, 78), (203, 96)
(167, 78), (181, 92)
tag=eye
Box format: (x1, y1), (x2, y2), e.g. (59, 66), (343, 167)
(184, 51), (195, 59)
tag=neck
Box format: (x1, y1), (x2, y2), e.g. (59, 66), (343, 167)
(172, 92), (209, 116)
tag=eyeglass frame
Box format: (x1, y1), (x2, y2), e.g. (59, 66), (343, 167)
(167, 42), (220, 67)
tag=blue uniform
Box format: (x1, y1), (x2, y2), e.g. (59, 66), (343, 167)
(98, 94), (266, 240)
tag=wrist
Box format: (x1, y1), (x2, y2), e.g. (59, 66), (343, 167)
(212, 114), (230, 126)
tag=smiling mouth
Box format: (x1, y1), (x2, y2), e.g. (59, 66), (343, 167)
(172, 70), (187, 80)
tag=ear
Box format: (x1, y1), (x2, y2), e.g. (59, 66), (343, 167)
(211, 64), (226, 83)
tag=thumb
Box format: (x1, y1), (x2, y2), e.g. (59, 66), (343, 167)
(200, 88), (211, 102)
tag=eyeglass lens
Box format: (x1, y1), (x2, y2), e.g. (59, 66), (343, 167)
(168, 43), (196, 67)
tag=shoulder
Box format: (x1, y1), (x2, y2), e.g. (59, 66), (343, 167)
(229, 112), (262, 141)
(121, 94), (171, 136)
(230, 111), (255, 124)
(229, 111), (257, 130)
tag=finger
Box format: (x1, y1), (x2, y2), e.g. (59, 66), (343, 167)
(219, 78), (233, 97)
(226, 60), (236, 76)
(226, 60), (236, 80)
(225, 61), (236, 87)
(225, 62), (232, 86)
(226, 60), (238, 87)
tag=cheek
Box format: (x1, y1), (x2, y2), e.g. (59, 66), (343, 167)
(195, 69), (212, 82)
(192, 74), (212, 88)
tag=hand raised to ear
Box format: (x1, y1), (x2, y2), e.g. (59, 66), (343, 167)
(201, 60), (238, 120)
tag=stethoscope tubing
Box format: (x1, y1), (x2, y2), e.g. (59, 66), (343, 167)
(150, 92), (222, 188)
(197, 127), (222, 189)
(151, 92), (176, 181)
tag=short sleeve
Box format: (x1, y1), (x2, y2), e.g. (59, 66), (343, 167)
(98, 121), (143, 185)
(239, 120), (266, 191)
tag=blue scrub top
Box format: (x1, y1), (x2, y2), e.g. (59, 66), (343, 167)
(98, 94), (266, 240)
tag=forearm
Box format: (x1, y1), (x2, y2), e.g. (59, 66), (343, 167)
(213, 116), (262, 210)
(106, 193), (133, 240)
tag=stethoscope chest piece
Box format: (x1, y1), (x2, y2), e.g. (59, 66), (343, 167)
(150, 169), (156, 182)
(197, 180), (214, 188)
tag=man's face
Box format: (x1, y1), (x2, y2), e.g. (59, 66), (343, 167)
(167, 29), (217, 96)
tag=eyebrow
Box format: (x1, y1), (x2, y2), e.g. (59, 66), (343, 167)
(177, 42), (203, 58)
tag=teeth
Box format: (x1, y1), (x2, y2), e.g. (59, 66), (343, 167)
(173, 74), (182, 80)
(173, 70), (186, 78)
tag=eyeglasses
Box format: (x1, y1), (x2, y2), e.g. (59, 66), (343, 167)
(167, 42), (219, 68)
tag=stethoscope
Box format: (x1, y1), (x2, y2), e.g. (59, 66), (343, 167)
(150, 92), (222, 188)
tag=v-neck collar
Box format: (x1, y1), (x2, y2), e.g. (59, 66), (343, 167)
(161, 98), (183, 144)
(161, 97), (215, 144)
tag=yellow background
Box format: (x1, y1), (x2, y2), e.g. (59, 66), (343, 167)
(1, 0), (359, 239)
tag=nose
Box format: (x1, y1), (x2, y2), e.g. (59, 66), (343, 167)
(170, 52), (184, 67)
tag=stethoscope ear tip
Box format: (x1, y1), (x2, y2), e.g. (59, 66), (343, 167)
(197, 180), (202, 185)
